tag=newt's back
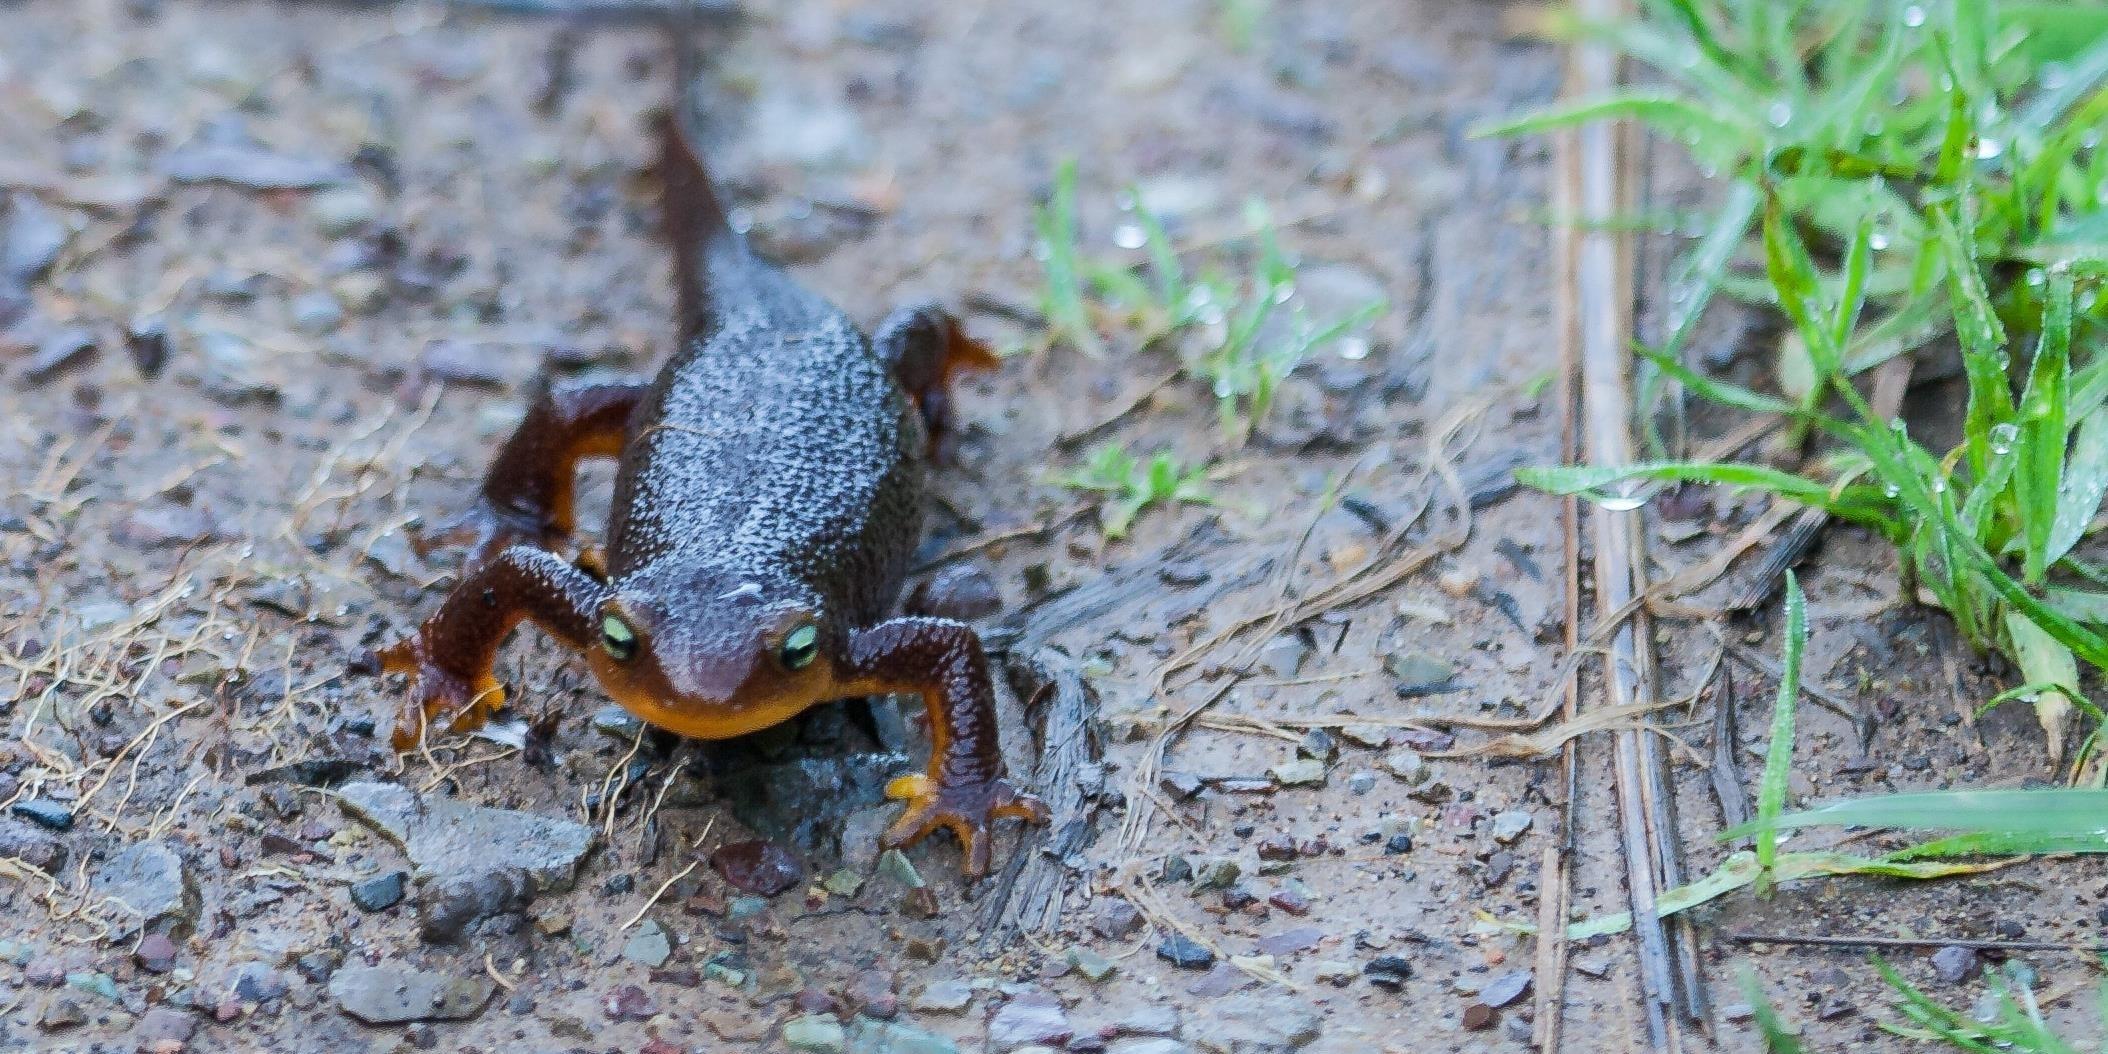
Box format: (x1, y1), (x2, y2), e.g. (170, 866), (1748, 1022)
(602, 118), (925, 624)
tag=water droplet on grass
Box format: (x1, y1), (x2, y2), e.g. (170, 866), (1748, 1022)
(1113, 224), (1145, 249)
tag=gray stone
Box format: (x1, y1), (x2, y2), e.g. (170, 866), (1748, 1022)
(335, 781), (594, 892)
(848, 1016), (960, 1054)
(1384, 651), (1454, 694)
(623, 919), (672, 969)
(1190, 996), (1322, 1053)
(1113, 1006), (1181, 1037)
(328, 964), (494, 1024)
(1270, 758), (1326, 787)
(910, 978), (973, 1014)
(162, 142), (347, 189)
(1068, 946), (1116, 983)
(349, 871), (405, 912)
(1112, 1041), (1194, 1054)
(988, 996), (1072, 1049)
(308, 187), (377, 237)
(1491, 810), (1534, 844)
(90, 841), (196, 936)
(0, 818), (67, 874)
(750, 91), (870, 172)
(290, 290), (343, 335)
(1379, 750), (1428, 786)
(1481, 969), (1532, 1008)
(1931, 945), (1981, 985)
(782, 1013), (846, 1053)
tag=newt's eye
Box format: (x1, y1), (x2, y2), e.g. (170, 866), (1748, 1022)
(600, 616), (638, 661)
(779, 623), (819, 670)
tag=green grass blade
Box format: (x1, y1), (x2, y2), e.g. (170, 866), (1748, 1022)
(1754, 572), (1806, 893)
(1739, 968), (1806, 1054)
(1659, 183), (1760, 360)
(1755, 788), (2108, 842)
(1931, 204), (2014, 476)
(1035, 160), (1104, 358)
(1473, 91), (1756, 166)
(2016, 269), (2073, 583)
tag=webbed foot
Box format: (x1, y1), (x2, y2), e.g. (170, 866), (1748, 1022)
(880, 772), (1050, 878)
(374, 632), (506, 750)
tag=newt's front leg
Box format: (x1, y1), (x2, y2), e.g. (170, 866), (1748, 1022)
(375, 544), (610, 749)
(845, 618), (1049, 877)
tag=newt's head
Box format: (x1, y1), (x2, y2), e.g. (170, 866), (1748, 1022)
(586, 569), (834, 739)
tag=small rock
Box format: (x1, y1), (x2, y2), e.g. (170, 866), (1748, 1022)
(418, 867), (533, 942)
(1270, 759), (1326, 787)
(988, 995), (1072, 1048)
(875, 848), (924, 890)
(1365, 956), (1412, 990)
(328, 964), (494, 1024)
(335, 781), (594, 892)
(1255, 927), (1323, 956)
(822, 868), (864, 898)
(289, 291), (342, 335)
(845, 968), (896, 1019)
(1481, 970), (1532, 1008)
(1193, 858), (1240, 890)
(135, 932), (179, 973)
(781, 1012), (846, 1053)
(1346, 771), (1377, 795)
(23, 327), (97, 384)
(1462, 1004), (1496, 1030)
(848, 1017), (960, 1054)
(1931, 945), (1981, 985)
(1378, 750), (1428, 785)
(1295, 729), (1337, 762)
(1068, 947), (1117, 983)
(230, 961), (288, 1003)
(349, 871), (405, 912)
(162, 142), (348, 189)
(418, 339), (537, 390)
(900, 885), (940, 919)
(1092, 898), (1144, 939)
(331, 272), (387, 315)
(39, 997), (85, 1031)
(1267, 888), (1310, 916)
(0, 818), (68, 873)
(911, 977), (973, 1014)
(1159, 771), (1204, 800)
(91, 840), (196, 935)
(1157, 935), (1215, 970)
(603, 984), (657, 1021)
(11, 799), (74, 832)
(125, 315), (170, 377)
(308, 187), (377, 237)
(1313, 961), (1358, 986)
(712, 839), (804, 896)
(137, 1005), (197, 1047)
(1337, 724), (1391, 749)
(1188, 996), (1321, 1053)
(1491, 810), (1534, 844)
(1384, 651), (1454, 695)
(622, 918), (672, 968)
(1112, 1040), (1192, 1054)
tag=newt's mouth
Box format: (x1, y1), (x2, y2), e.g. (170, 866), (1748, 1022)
(602, 682), (816, 741)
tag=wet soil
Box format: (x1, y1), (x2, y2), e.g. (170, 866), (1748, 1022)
(0, 1), (2101, 1052)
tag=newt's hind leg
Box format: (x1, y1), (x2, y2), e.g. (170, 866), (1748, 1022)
(446, 378), (650, 571)
(375, 544), (609, 749)
(872, 302), (997, 459)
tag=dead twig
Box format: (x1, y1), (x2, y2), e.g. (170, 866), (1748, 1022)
(1729, 932), (2108, 954)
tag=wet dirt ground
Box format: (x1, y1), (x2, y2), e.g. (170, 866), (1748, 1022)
(1, 1), (2104, 1052)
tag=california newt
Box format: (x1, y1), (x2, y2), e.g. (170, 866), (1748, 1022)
(374, 97), (1047, 877)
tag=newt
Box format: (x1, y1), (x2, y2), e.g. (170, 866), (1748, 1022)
(374, 87), (1047, 877)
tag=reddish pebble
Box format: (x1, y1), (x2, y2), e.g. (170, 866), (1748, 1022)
(900, 886), (939, 920)
(641, 1040), (682, 1054)
(709, 840), (803, 897)
(794, 987), (840, 1015)
(1268, 888), (1310, 916)
(605, 985), (658, 1021)
(1255, 835), (1298, 861)
(1463, 1003), (1497, 1030)
(135, 933), (179, 973)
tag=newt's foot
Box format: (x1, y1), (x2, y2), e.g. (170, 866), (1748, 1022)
(880, 772), (1050, 878)
(373, 634), (505, 751)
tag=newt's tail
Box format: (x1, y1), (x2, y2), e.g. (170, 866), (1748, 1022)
(660, 0), (745, 331)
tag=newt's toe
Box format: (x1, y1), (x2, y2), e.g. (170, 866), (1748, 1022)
(375, 635), (504, 751)
(880, 773), (1048, 879)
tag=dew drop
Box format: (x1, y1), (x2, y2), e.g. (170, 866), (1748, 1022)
(1869, 231), (1890, 251)
(1766, 101), (1793, 128)
(1989, 422), (2018, 456)
(1974, 138), (2003, 160)
(1883, 482), (1901, 499)
(1903, 5), (1926, 27)
(1338, 336), (1372, 362)
(1113, 223), (1146, 250)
